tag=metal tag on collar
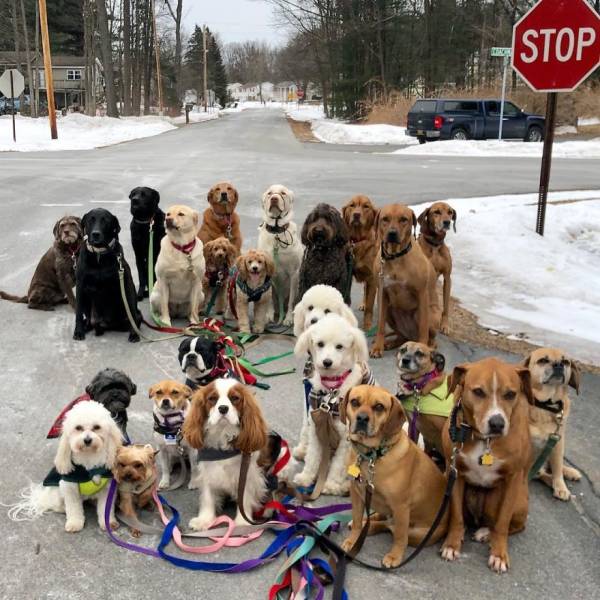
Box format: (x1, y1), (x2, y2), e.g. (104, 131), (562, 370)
(479, 438), (494, 467)
(165, 433), (177, 446)
(347, 462), (361, 479)
(187, 254), (194, 271)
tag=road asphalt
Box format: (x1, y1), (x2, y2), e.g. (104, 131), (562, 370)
(0, 109), (598, 599)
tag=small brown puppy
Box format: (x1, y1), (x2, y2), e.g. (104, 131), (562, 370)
(340, 385), (449, 568)
(0, 215), (83, 311)
(342, 195), (378, 330)
(203, 237), (237, 315)
(233, 249), (275, 334)
(417, 202), (456, 334)
(525, 347), (581, 501)
(113, 444), (157, 537)
(198, 182), (242, 253)
(441, 358), (533, 573)
(369, 204), (441, 358)
(396, 341), (453, 455)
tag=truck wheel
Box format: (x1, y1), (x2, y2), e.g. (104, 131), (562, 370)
(451, 128), (468, 141)
(417, 136), (426, 144)
(525, 126), (543, 142)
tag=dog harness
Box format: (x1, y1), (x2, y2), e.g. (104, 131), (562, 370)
(196, 447), (242, 462)
(236, 275), (272, 303)
(154, 411), (185, 436)
(264, 221), (289, 235)
(43, 463), (113, 496)
(205, 267), (229, 289)
(118, 471), (157, 495)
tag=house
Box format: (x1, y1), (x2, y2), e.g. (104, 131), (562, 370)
(274, 81), (298, 102)
(226, 81), (274, 102)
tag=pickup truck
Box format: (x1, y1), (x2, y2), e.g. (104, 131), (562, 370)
(406, 98), (545, 143)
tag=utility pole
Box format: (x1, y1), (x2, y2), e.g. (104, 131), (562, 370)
(202, 25), (208, 112)
(151, 0), (163, 115)
(38, 0), (57, 138)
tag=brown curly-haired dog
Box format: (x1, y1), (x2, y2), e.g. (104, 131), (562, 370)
(198, 182), (242, 253)
(203, 237), (237, 315)
(342, 195), (378, 329)
(233, 249), (275, 334)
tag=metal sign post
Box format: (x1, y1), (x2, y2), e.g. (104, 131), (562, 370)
(0, 68), (25, 142)
(536, 92), (557, 236)
(10, 70), (16, 142)
(490, 47), (511, 141)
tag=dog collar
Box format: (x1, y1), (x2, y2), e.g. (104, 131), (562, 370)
(212, 209), (232, 220)
(381, 240), (412, 261)
(533, 397), (564, 414)
(264, 221), (289, 234)
(171, 239), (197, 255)
(398, 368), (441, 396)
(236, 275), (272, 303)
(118, 471), (157, 494)
(421, 233), (445, 247)
(320, 369), (352, 390)
(153, 411), (185, 435)
(196, 447), (241, 462)
(85, 237), (117, 254)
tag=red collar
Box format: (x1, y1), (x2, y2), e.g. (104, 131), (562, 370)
(171, 239), (197, 254)
(320, 369), (352, 390)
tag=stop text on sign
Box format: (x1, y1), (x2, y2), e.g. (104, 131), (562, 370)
(520, 27), (596, 63)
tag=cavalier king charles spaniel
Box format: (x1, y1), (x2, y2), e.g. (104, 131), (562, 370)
(182, 378), (268, 531)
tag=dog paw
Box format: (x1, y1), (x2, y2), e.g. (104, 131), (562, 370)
(158, 478), (171, 490)
(65, 518), (84, 533)
(440, 322), (449, 335)
(73, 330), (85, 341)
(283, 314), (294, 327)
(130, 528), (142, 538)
(473, 527), (490, 543)
(363, 318), (372, 331)
(563, 466), (581, 481)
(94, 327), (105, 337)
(293, 471), (314, 488)
(358, 303), (365, 312)
(160, 316), (172, 327)
(189, 516), (214, 531)
(553, 482), (572, 501)
(488, 553), (509, 573)
(128, 332), (140, 343)
(440, 545), (460, 561)
(341, 536), (359, 553)
(369, 345), (383, 359)
(187, 479), (199, 490)
(382, 552), (403, 569)
(292, 445), (306, 461)
(322, 480), (350, 496)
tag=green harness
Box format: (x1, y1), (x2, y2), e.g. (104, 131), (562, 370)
(43, 463), (113, 496)
(399, 378), (454, 418)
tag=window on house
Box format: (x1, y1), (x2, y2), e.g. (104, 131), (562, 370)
(67, 69), (82, 81)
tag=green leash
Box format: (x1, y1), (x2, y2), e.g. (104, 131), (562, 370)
(272, 245), (286, 325)
(528, 433), (561, 481)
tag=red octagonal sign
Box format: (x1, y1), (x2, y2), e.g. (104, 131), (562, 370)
(512, 0), (600, 92)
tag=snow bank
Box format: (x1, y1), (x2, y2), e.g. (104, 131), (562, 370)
(555, 125), (577, 135)
(414, 191), (600, 364)
(285, 105), (325, 122)
(393, 138), (600, 159)
(222, 100), (293, 114)
(578, 116), (600, 127)
(0, 113), (176, 152)
(170, 107), (220, 124)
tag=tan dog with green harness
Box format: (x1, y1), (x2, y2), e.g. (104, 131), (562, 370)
(395, 341), (453, 455)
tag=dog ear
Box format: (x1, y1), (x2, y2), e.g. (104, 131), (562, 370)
(148, 383), (160, 398)
(333, 209), (350, 246)
(264, 252), (276, 278)
(448, 364), (468, 396)
(411, 209), (417, 237)
(451, 207), (457, 233)
(341, 203), (352, 225)
(233, 187), (239, 203)
(373, 208), (381, 236)
(294, 328), (312, 358)
(516, 367), (534, 405)
(52, 218), (62, 241)
(293, 300), (308, 337)
(104, 418), (124, 467)
(207, 186), (215, 205)
(182, 388), (208, 449)
(226, 240), (237, 265)
(128, 188), (135, 200)
(339, 390), (350, 425)
(112, 213), (121, 236)
(81, 211), (90, 234)
(338, 302), (359, 328)
(522, 353), (531, 368)
(235, 254), (249, 280)
(300, 213), (312, 246)
(182, 384), (193, 401)
(365, 202), (377, 228)
(432, 351), (446, 372)
(152, 188), (160, 206)
(568, 361), (580, 395)
(236, 386), (268, 454)
(350, 326), (369, 364)
(192, 210), (200, 229)
(381, 396), (407, 439)
(417, 207), (430, 228)
(54, 430), (74, 475)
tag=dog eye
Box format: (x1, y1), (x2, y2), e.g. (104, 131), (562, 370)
(317, 341), (324, 348)
(373, 403), (385, 412)
(415, 350), (424, 358)
(324, 309), (331, 314)
(75, 425), (84, 431)
(208, 395), (218, 404)
(178, 212), (184, 217)
(537, 357), (549, 365)
(400, 217), (408, 222)
(472, 388), (486, 398)
(308, 305), (314, 311)
(561, 359), (570, 366)
(335, 344), (343, 350)
(172, 390), (179, 395)
(399, 347), (407, 355)
(433, 210), (441, 215)
(382, 216), (390, 223)
(504, 391), (516, 400)
(350, 398), (360, 408)
(133, 462), (143, 469)
(92, 424), (101, 431)
(229, 395), (240, 403)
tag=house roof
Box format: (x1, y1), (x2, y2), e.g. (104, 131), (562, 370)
(0, 52), (93, 68)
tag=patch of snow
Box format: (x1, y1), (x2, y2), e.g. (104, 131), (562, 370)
(169, 107), (220, 124)
(0, 113), (176, 152)
(555, 125), (577, 135)
(285, 105), (325, 122)
(311, 120), (418, 145)
(393, 138), (600, 159)
(412, 191), (600, 365)
(578, 117), (600, 127)
(222, 100), (294, 114)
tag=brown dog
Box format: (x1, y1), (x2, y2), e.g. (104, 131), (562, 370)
(369, 204), (440, 358)
(417, 202), (456, 334)
(198, 182), (242, 253)
(203, 237), (237, 315)
(113, 444), (157, 537)
(233, 249), (275, 333)
(340, 385), (449, 568)
(0, 216), (82, 310)
(440, 358), (533, 573)
(342, 195), (378, 330)
(525, 348), (581, 501)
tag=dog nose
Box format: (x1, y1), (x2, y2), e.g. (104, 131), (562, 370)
(218, 405), (229, 415)
(83, 436), (93, 446)
(443, 220), (451, 228)
(488, 415), (505, 435)
(352, 212), (361, 221)
(220, 192), (229, 202)
(401, 357), (411, 367)
(552, 363), (564, 372)
(310, 317), (318, 325)
(386, 230), (399, 243)
(270, 196), (278, 206)
(89, 231), (101, 243)
(356, 413), (369, 424)
(322, 358), (333, 368)
(161, 398), (171, 409)
(251, 266), (259, 273)
(166, 217), (174, 227)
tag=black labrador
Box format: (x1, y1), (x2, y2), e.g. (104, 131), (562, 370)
(74, 208), (141, 342)
(129, 186), (165, 300)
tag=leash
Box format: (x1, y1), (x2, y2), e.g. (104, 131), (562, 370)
(528, 405), (564, 481)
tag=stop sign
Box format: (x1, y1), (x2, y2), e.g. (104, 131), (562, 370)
(512, 0), (600, 92)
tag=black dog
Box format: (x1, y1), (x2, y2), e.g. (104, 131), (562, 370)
(74, 208), (141, 342)
(298, 203), (352, 304)
(178, 336), (225, 389)
(129, 186), (165, 300)
(86, 368), (136, 439)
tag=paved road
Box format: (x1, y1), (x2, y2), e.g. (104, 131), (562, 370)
(1, 110), (599, 599)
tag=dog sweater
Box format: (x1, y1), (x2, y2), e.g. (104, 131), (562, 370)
(43, 463), (113, 496)
(397, 378), (454, 418)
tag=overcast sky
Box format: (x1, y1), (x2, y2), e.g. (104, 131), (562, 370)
(182, 0), (287, 46)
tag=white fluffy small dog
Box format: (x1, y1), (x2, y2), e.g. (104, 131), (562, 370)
(293, 285), (358, 461)
(150, 204), (205, 326)
(9, 401), (122, 532)
(293, 314), (374, 495)
(257, 185), (303, 325)
(182, 378), (268, 530)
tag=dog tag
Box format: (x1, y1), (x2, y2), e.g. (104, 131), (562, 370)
(165, 433), (177, 446)
(347, 463), (361, 479)
(479, 452), (494, 466)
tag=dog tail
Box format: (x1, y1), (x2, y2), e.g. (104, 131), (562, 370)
(0, 290), (28, 304)
(4, 483), (64, 522)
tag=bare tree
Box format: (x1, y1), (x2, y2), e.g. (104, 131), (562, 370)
(122, 0), (132, 115)
(19, 0), (35, 116)
(164, 0), (183, 102)
(96, 0), (119, 116)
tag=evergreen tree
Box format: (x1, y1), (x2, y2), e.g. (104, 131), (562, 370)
(208, 32), (228, 107)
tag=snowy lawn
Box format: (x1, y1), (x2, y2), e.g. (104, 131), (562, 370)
(170, 107), (220, 124)
(393, 138), (600, 159)
(415, 191), (600, 364)
(0, 113), (177, 152)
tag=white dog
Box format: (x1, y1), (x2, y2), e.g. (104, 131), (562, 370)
(9, 401), (122, 532)
(257, 185), (303, 326)
(182, 378), (268, 530)
(150, 204), (205, 326)
(292, 285), (358, 461)
(293, 314), (375, 496)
